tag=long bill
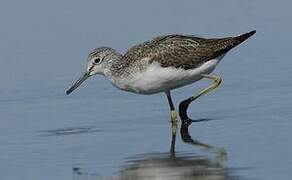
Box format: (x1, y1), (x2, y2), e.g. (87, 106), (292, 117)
(66, 72), (90, 95)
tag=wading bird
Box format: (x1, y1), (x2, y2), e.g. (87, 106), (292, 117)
(66, 31), (256, 122)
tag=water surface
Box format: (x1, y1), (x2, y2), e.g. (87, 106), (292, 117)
(0, 0), (292, 180)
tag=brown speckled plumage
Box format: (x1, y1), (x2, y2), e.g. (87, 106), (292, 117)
(121, 31), (256, 71)
(66, 31), (256, 120)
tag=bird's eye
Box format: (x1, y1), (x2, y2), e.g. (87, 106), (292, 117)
(93, 57), (102, 64)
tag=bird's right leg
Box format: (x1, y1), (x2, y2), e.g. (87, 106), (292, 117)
(179, 74), (222, 122)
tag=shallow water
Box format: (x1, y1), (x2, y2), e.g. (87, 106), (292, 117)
(1, 0), (292, 180)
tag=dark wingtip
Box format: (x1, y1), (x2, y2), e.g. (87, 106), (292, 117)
(248, 30), (256, 35)
(246, 30), (256, 38)
(251, 30), (256, 34)
(213, 30), (256, 57)
(235, 30), (256, 43)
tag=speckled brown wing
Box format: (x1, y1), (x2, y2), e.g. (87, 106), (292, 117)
(148, 35), (216, 70)
(123, 31), (256, 70)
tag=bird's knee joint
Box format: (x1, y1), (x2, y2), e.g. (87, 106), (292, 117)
(214, 77), (222, 85)
(171, 110), (177, 121)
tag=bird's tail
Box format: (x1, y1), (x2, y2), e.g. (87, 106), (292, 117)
(234, 30), (256, 45)
(212, 30), (256, 57)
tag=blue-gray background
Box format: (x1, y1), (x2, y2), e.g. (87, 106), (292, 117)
(0, 0), (291, 179)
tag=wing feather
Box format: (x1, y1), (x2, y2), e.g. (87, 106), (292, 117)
(123, 32), (255, 70)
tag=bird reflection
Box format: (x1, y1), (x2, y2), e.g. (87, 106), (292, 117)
(117, 122), (236, 180)
(73, 121), (242, 180)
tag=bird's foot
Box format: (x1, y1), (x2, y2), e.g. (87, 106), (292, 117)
(216, 148), (228, 162)
(170, 110), (178, 123)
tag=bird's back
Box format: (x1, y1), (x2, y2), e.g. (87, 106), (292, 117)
(122, 31), (256, 70)
(108, 31), (255, 94)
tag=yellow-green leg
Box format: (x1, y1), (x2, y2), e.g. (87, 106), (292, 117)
(165, 91), (177, 123)
(179, 74), (222, 121)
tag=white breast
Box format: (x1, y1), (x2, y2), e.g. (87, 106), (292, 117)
(113, 58), (221, 95)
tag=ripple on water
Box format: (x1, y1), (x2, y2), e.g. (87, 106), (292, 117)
(38, 126), (101, 136)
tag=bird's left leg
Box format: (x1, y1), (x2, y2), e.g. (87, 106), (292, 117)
(165, 91), (178, 123)
(179, 74), (222, 121)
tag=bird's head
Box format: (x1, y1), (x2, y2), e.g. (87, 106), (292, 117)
(66, 47), (122, 95)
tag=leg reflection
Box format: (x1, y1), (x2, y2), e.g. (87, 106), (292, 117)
(180, 120), (227, 160)
(73, 120), (241, 180)
(170, 121), (177, 157)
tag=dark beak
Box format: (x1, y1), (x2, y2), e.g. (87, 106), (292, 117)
(66, 72), (90, 95)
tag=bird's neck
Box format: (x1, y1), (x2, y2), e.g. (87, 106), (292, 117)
(104, 56), (141, 91)
(103, 55), (128, 83)
(104, 68), (132, 92)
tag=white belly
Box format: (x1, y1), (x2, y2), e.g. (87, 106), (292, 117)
(115, 58), (220, 94)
